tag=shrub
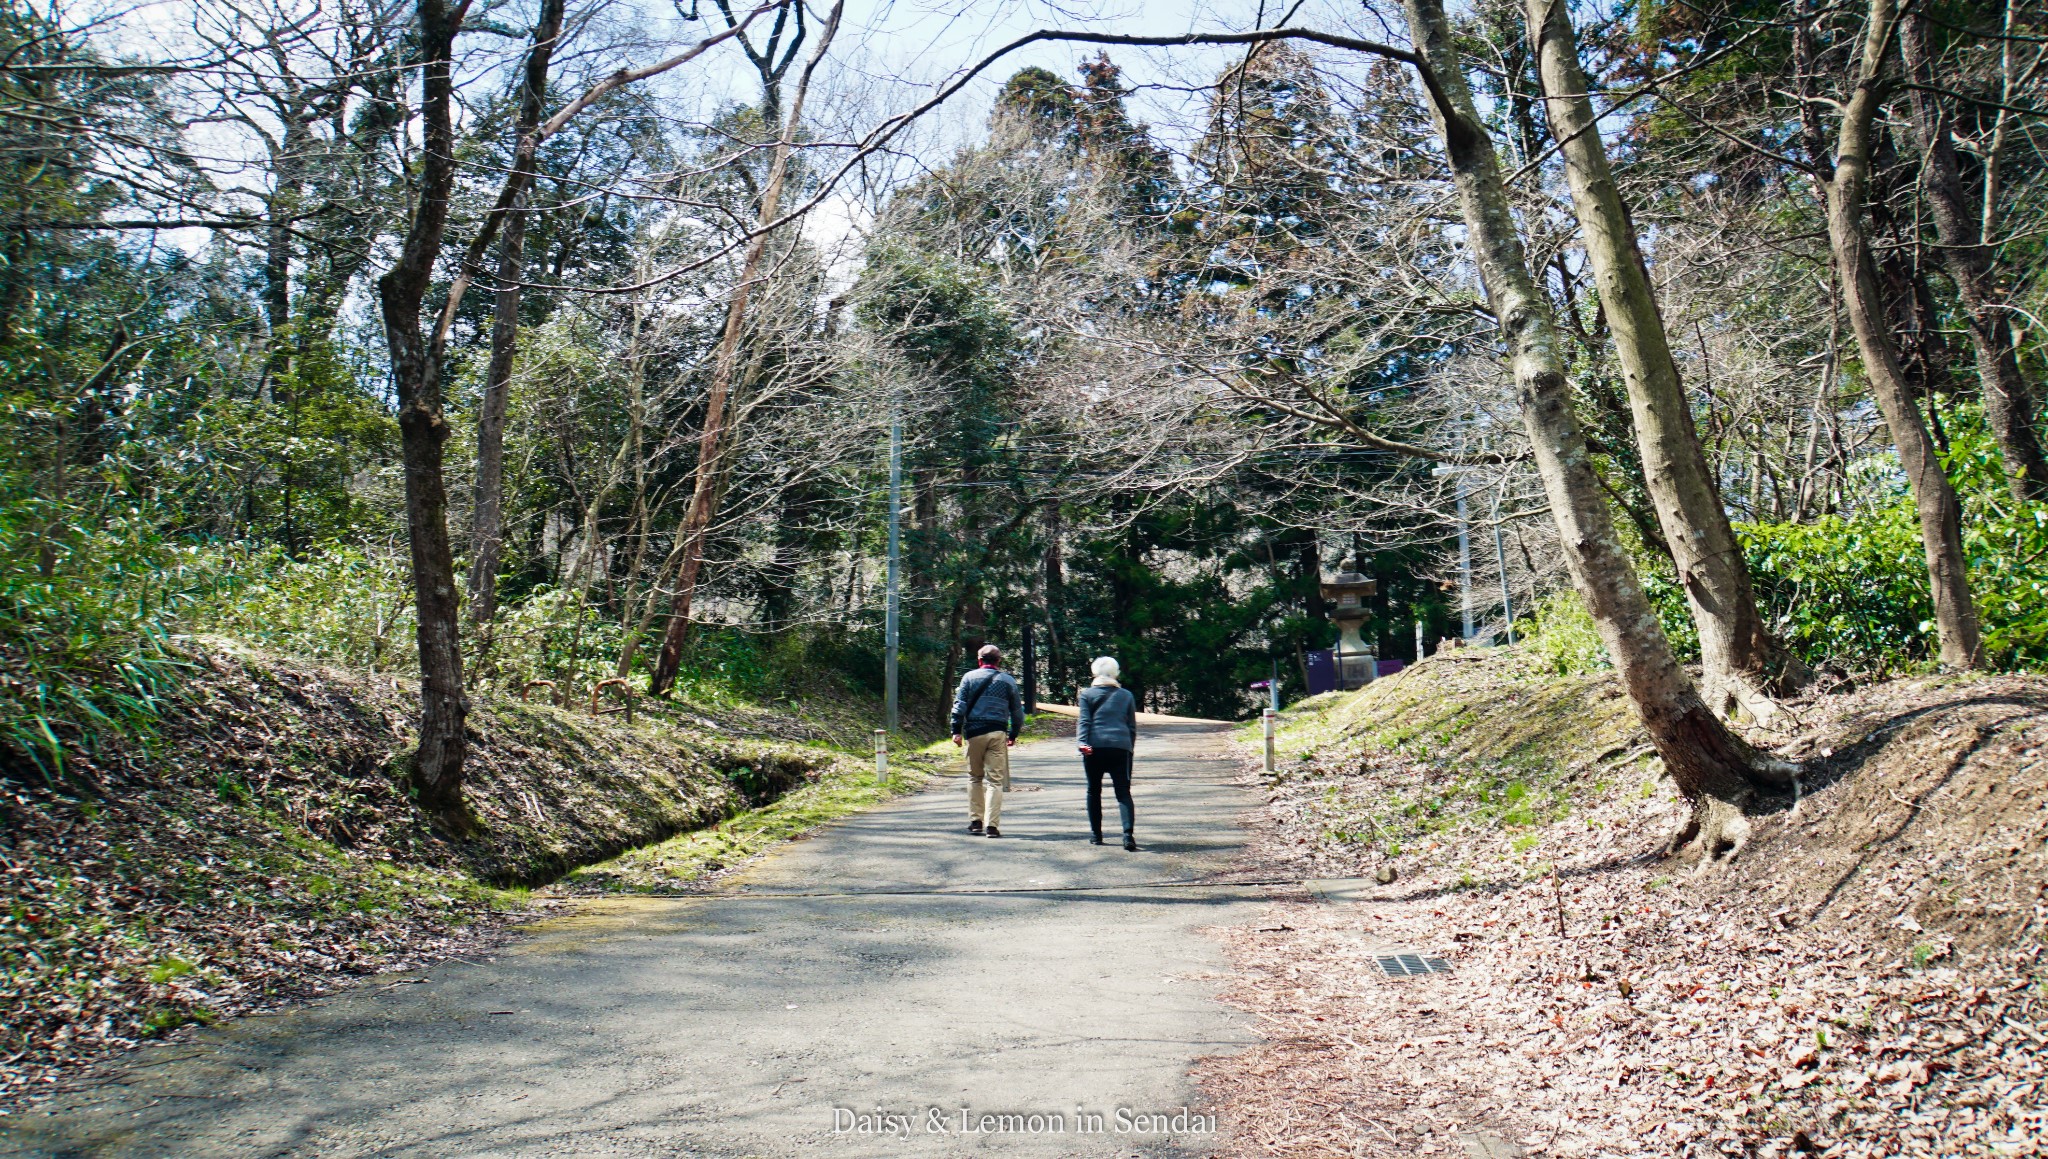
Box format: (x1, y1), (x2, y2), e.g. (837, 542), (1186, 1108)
(188, 547), (779, 706)
(187, 545), (418, 672)
(484, 586), (623, 698)
(1526, 588), (1609, 675)
(1738, 406), (2048, 673)
(1739, 509), (1930, 672)
(0, 475), (200, 774)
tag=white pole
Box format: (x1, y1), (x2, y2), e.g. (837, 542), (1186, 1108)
(885, 405), (901, 735)
(874, 728), (887, 783)
(1433, 464), (1476, 643)
(1456, 480), (1474, 641)
(1262, 708), (1277, 773)
(1493, 485), (1514, 645)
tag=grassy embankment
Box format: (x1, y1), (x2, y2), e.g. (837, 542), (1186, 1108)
(1, 637), (947, 1097)
(1208, 646), (2047, 1156)
(1240, 648), (1652, 865)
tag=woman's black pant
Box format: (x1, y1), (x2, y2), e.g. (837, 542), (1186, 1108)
(1083, 748), (1135, 837)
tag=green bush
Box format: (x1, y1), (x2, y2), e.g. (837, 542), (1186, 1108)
(1740, 509), (1929, 671)
(1739, 406), (2048, 673)
(188, 545), (418, 672)
(0, 476), (200, 774)
(188, 546), (777, 705)
(1525, 588), (1609, 675)
(667, 626), (772, 703)
(1949, 424), (2048, 668)
(485, 586), (622, 696)
(482, 589), (773, 705)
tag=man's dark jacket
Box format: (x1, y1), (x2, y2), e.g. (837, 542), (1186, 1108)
(950, 666), (1024, 740)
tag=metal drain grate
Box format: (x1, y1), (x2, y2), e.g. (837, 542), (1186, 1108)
(1375, 952), (1452, 978)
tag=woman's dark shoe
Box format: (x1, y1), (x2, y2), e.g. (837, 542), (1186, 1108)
(1089, 835), (1105, 846)
(968, 819), (983, 835)
(985, 826), (1002, 838)
(1123, 835), (1138, 851)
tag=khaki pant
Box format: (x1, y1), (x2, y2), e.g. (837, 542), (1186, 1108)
(965, 730), (1011, 827)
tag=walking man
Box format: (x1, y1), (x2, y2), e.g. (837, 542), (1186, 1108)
(950, 644), (1025, 837)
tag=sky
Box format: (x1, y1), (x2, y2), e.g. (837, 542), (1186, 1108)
(721, 0), (1415, 269)
(788, 0), (1400, 148)
(102, 0), (1426, 274)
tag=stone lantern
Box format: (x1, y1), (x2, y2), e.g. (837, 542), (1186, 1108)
(1320, 555), (1379, 689)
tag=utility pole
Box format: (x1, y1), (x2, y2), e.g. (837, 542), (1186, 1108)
(1434, 465), (1475, 641)
(1456, 482), (1473, 640)
(884, 406), (901, 734)
(1492, 487), (1515, 645)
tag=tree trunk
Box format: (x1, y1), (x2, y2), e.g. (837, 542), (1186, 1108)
(942, 597), (965, 703)
(466, 0), (567, 630)
(759, 486), (807, 629)
(649, 0), (842, 695)
(1819, 0), (1983, 669)
(1403, 0), (1791, 857)
(960, 592), (987, 660)
(1294, 531), (1327, 626)
(1527, 0), (1806, 720)
(375, 0), (469, 827)
(261, 141), (297, 388)
(1021, 619), (1037, 711)
(1901, 12), (2048, 504)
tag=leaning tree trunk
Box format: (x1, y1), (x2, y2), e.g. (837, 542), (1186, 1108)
(1402, 0), (1792, 859)
(467, 0), (568, 632)
(1821, 0), (1983, 669)
(375, 0), (468, 826)
(1901, 11), (2048, 505)
(1526, 0), (1807, 721)
(648, 0), (842, 695)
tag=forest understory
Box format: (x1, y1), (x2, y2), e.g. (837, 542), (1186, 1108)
(0, 641), (941, 1108)
(1201, 649), (2047, 1159)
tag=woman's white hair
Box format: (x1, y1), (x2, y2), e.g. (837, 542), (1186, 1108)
(1091, 656), (1120, 679)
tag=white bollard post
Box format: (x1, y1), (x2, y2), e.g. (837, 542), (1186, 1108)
(874, 729), (888, 783)
(1262, 709), (1277, 773)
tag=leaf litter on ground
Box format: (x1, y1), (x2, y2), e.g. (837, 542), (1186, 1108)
(1196, 649), (2047, 1158)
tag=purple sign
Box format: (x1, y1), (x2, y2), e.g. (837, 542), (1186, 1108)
(1304, 651), (1403, 694)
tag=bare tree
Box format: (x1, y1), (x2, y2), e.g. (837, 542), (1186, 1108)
(648, 0), (843, 695)
(465, 0), (570, 632)
(1900, 9), (2048, 505)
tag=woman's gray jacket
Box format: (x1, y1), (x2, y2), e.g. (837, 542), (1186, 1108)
(1077, 684), (1137, 751)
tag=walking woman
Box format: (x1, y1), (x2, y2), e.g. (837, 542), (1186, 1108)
(1076, 656), (1140, 851)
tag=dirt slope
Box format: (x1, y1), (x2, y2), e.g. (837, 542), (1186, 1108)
(1203, 649), (2047, 1158)
(0, 638), (897, 1104)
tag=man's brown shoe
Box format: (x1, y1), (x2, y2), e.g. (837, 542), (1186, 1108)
(985, 827), (1002, 838)
(968, 820), (983, 835)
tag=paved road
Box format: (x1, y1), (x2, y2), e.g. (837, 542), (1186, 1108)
(5, 718), (1265, 1158)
